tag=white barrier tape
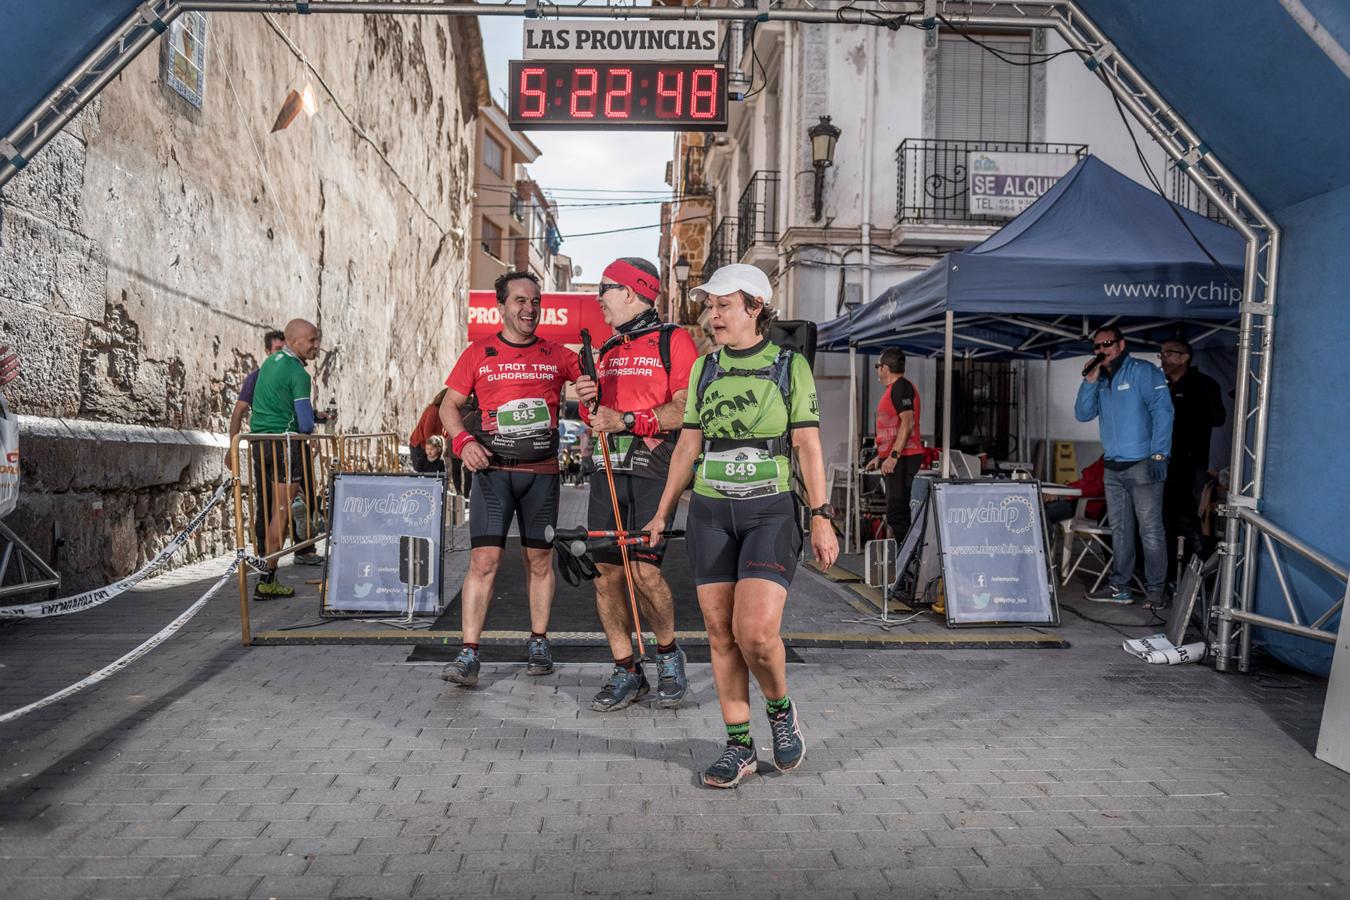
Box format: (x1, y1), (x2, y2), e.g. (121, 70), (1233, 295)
(1122, 633), (1207, 665)
(0, 556), (242, 725)
(0, 479), (235, 619)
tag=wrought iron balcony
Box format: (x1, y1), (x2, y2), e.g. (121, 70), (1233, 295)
(1166, 160), (1230, 224)
(895, 139), (1087, 226)
(709, 216), (739, 277)
(736, 170), (780, 260)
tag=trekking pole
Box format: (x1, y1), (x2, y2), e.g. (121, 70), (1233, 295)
(579, 329), (648, 661)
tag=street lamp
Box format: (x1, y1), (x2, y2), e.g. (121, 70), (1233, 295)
(808, 115), (841, 222)
(674, 254), (692, 321)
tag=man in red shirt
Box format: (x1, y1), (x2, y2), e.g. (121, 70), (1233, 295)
(864, 347), (925, 541)
(438, 271), (582, 686)
(574, 258), (699, 712)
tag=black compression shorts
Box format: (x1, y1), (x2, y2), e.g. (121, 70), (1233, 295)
(687, 492), (802, 590)
(469, 468), (559, 549)
(588, 474), (666, 567)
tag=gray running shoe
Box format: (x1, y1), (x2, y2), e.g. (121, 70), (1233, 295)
(293, 552), (326, 567)
(1086, 585), (1134, 605)
(768, 701), (806, 773)
(590, 665), (649, 712)
(526, 636), (553, 675)
(702, 742), (758, 789)
(440, 648), (481, 687)
(654, 647), (689, 708)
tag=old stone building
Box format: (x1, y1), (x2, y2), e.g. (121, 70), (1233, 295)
(0, 11), (488, 591)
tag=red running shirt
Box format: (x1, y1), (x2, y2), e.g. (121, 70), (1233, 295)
(580, 325), (699, 478)
(445, 333), (582, 471)
(876, 376), (924, 457)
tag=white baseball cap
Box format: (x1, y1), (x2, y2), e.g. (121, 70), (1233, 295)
(690, 263), (774, 307)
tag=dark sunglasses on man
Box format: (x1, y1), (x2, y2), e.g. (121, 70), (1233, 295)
(1092, 338), (1120, 350)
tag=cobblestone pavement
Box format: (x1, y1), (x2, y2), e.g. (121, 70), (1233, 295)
(1, 483), (1347, 898)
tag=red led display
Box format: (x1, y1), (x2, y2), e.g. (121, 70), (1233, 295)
(509, 61), (727, 131)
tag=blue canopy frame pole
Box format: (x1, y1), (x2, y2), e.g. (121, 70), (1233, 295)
(844, 344), (857, 555)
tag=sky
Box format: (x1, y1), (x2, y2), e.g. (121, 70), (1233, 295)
(478, 15), (674, 282)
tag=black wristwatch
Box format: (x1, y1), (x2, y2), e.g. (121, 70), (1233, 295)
(810, 503), (834, 519)
(621, 411), (636, 431)
(889, 451), (899, 460)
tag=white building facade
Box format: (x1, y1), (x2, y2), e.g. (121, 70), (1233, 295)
(668, 8), (1210, 475)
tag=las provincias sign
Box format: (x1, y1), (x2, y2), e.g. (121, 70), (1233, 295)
(523, 21), (721, 61)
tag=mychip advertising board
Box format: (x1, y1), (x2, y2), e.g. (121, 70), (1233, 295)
(932, 481), (1059, 627)
(321, 472), (445, 617)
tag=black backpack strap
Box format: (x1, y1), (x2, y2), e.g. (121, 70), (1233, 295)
(694, 348), (724, 409)
(658, 323), (675, 376)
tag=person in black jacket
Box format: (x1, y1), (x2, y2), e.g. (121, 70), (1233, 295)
(1158, 338), (1226, 596)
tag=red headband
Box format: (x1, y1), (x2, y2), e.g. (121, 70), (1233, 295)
(602, 260), (659, 302)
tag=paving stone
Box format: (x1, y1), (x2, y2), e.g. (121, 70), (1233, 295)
(2, 532), (1348, 898)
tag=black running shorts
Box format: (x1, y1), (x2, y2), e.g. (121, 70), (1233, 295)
(251, 439), (309, 486)
(588, 474), (666, 567)
(687, 492), (802, 590)
(469, 468), (559, 549)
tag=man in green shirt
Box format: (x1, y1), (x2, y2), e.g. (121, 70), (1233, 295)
(250, 318), (322, 599)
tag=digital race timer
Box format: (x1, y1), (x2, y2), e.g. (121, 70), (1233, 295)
(507, 60), (727, 131)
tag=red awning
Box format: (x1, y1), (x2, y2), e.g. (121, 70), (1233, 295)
(467, 291), (612, 345)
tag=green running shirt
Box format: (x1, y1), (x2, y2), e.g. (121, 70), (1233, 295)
(682, 339), (820, 499)
(249, 349), (312, 434)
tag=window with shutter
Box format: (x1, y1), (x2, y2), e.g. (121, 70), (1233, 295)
(935, 34), (1032, 142)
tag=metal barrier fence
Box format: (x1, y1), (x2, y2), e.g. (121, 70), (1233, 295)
(337, 432), (401, 473)
(229, 432), (338, 644)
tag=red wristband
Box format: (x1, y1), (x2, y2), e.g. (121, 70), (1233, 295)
(630, 409), (659, 437)
(451, 431), (478, 458)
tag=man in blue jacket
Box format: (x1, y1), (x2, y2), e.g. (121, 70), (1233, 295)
(1074, 326), (1174, 606)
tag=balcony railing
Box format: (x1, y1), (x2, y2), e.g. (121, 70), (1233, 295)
(895, 139), (1088, 226)
(1166, 160), (1230, 224)
(709, 216), (739, 276)
(736, 170), (780, 260)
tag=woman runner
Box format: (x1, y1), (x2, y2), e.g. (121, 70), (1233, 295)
(642, 264), (839, 788)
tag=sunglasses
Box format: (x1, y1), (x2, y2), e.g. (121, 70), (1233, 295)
(1092, 339), (1120, 350)
(597, 283), (622, 295)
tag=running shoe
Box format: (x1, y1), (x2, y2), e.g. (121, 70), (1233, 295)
(1142, 591), (1171, 612)
(294, 552), (326, 567)
(702, 742), (759, 789)
(1086, 585), (1134, 605)
(590, 665), (649, 712)
(654, 647), (689, 708)
(253, 577), (294, 601)
(526, 636), (553, 676)
(768, 701), (806, 773)
(440, 648), (481, 687)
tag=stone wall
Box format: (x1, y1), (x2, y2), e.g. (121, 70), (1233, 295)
(0, 12), (486, 592)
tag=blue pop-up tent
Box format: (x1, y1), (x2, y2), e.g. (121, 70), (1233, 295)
(819, 154), (1246, 357)
(820, 153), (1246, 537)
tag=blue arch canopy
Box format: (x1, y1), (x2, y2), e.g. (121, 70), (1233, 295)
(819, 155), (1245, 356)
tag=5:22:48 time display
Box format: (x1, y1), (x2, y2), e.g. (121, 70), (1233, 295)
(508, 61), (727, 131)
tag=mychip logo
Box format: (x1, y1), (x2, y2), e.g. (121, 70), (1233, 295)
(945, 495), (1035, 535)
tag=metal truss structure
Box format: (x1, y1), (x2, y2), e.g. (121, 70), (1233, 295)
(1, 1), (1333, 672)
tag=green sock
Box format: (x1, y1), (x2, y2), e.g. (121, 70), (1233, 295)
(765, 696), (792, 715)
(726, 722), (752, 748)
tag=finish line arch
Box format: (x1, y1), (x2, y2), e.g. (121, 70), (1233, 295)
(0, 1), (1315, 675)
